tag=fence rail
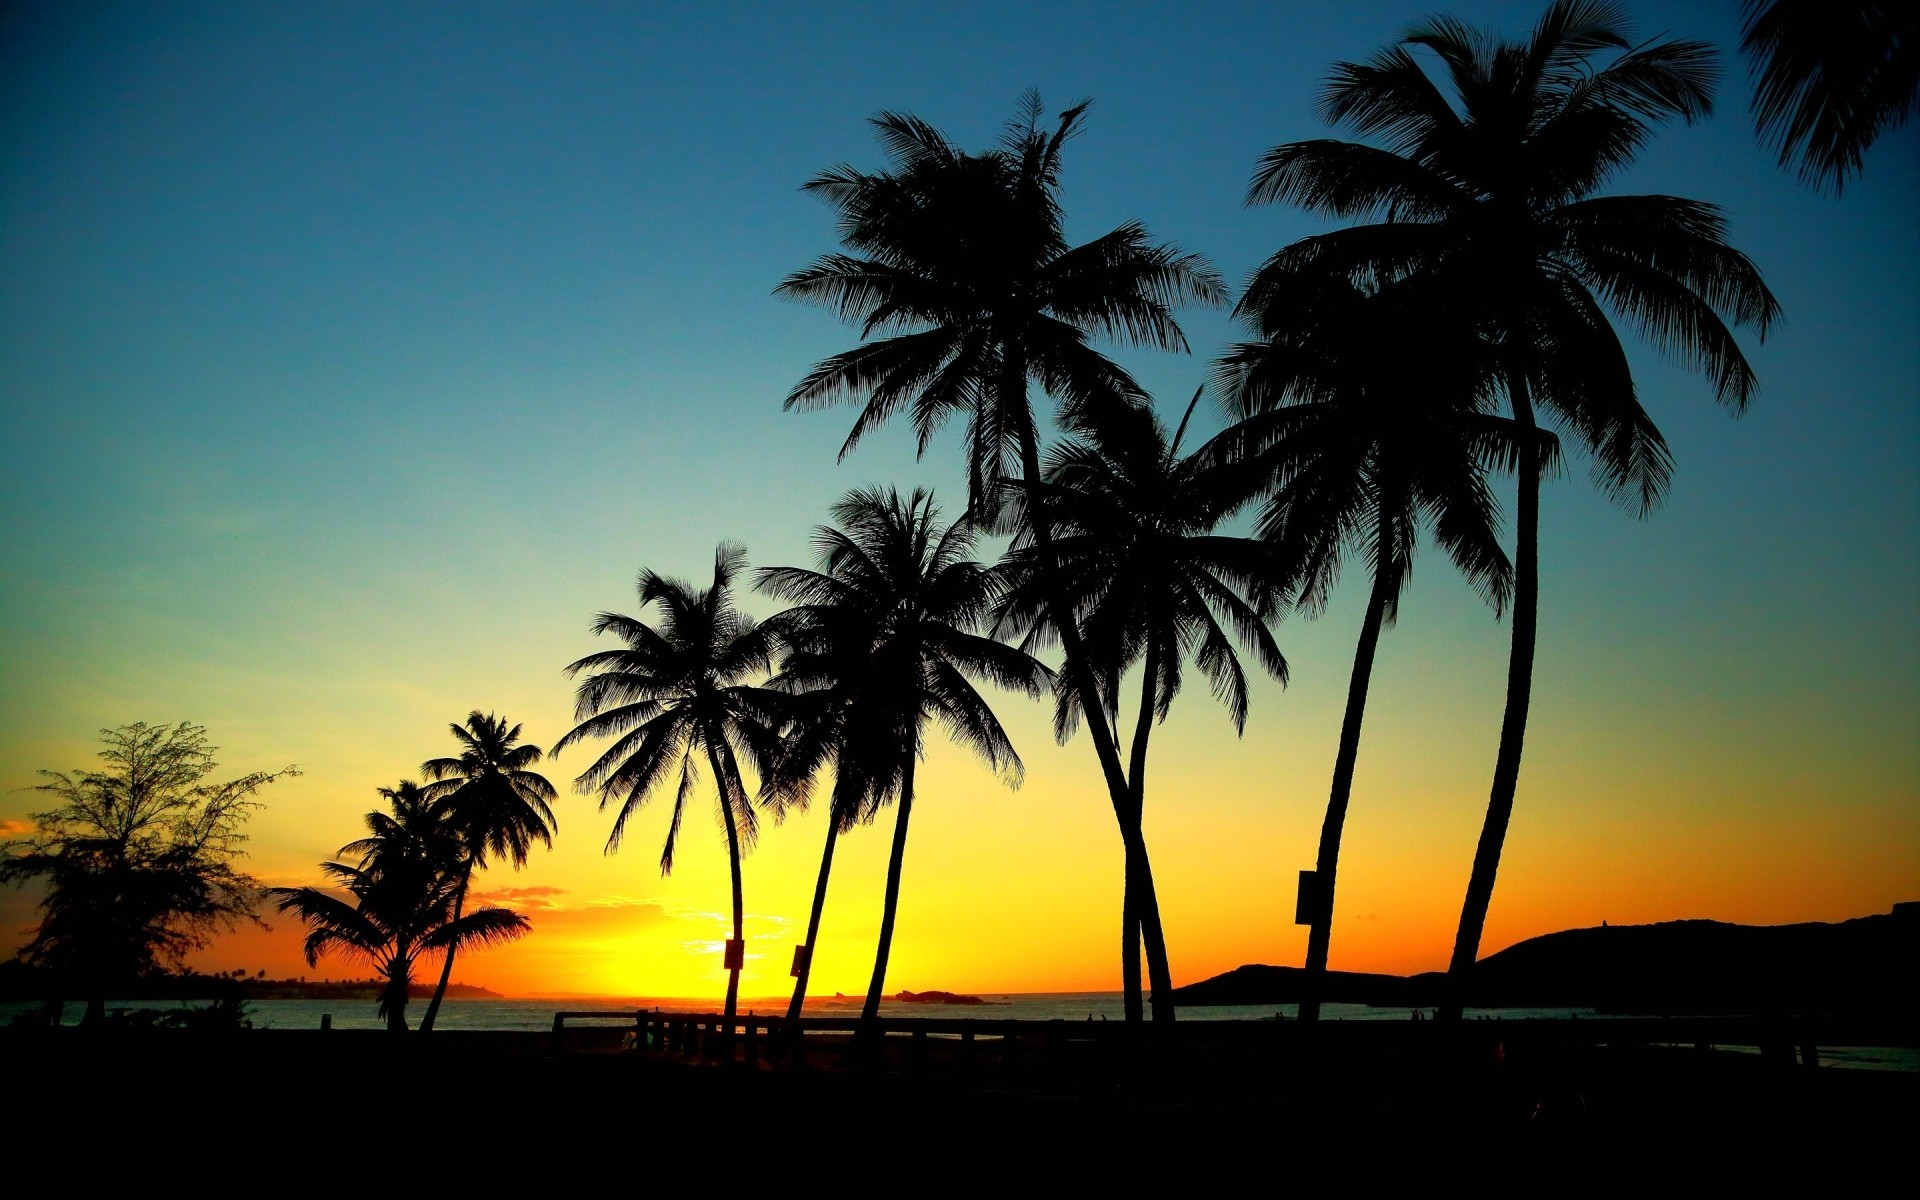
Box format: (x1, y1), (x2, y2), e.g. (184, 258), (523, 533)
(548, 1008), (1917, 1069)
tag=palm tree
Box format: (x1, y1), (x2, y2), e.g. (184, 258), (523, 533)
(994, 392), (1287, 1020)
(414, 712), (557, 1033)
(779, 92), (1222, 1021)
(269, 782), (529, 1032)
(757, 487), (1048, 1032)
(1741, 1), (1918, 194)
(551, 544), (785, 1022)
(1215, 274), (1522, 1021)
(1246, 0), (1778, 1016)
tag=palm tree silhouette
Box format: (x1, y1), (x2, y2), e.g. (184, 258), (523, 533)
(1741, 0), (1918, 194)
(1247, 0), (1778, 1016)
(414, 712), (556, 1033)
(269, 782), (529, 1032)
(758, 487), (1047, 1033)
(551, 544), (784, 1021)
(995, 392), (1286, 1019)
(1216, 276), (1520, 1021)
(779, 92), (1222, 1021)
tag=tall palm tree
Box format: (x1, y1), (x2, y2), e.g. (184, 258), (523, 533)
(757, 487), (1048, 1032)
(780, 92), (1223, 1021)
(269, 782), (529, 1033)
(994, 392), (1287, 1020)
(414, 712), (557, 1032)
(1246, 0), (1778, 1016)
(551, 544), (785, 1022)
(1215, 274), (1522, 1021)
(1741, 1), (1918, 194)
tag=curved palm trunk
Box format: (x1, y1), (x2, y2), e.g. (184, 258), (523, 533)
(1011, 378), (1174, 1024)
(861, 753), (917, 1034)
(706, 744), (746, 1024)
(1299, 562), (1394, 1022)
(1444, 374), (1540, 1021)
(786, 809), (843, 1021)
(417, 860), (473, 1033)
(1125, 635), (1176, 1022)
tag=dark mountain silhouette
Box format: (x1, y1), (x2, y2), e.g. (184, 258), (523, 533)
(1169, 904), (1917, 1015)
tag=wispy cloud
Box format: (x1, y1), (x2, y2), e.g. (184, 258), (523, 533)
(0, 819), (34, 838)
(469, 885), (570, 911)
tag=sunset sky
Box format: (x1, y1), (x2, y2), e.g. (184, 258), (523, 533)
(2, 0), (1914, 1002)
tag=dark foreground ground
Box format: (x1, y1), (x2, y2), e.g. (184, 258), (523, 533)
(6, 1020), (1912, 1183)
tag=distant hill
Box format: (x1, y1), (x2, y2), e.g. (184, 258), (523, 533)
(1167, 903), (1918, 1015)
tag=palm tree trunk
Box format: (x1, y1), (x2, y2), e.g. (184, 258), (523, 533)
(1126, 634), (1176, 1022)
(787, 807), (843, 1021)
(1300, 561), (1393, 1022)
(417, 860), (472, 1033)
(1444, 373), (1540, 1021)
(861, 753), (917, 1031)
(383, 957), (410, 1034)
(1010, 377), (1172, 1023)
(707, 744), (745, 1024)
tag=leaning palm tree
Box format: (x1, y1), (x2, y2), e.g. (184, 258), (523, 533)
(269, 782), (529, 1032)
(551, 544), (785, 1021)
(756, 615), (890, 1023)
(1215, 274), (1521, 1021)
(1741, 0), (1918, 194)
(780, 92), (1223, 1020)
(994, 392), (1287, 1020)
(1247, 0), (1778, 1015)
(414, 712), (557, 1032)
(758, 488), (1048, 1033)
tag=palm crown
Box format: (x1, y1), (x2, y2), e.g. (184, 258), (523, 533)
(778, 92), (1225, 516)
(554, 545), (784, 870)
(421, 712), (557, 871)
(1248, 0), (1777, 498)
(996, 394), (1288, 740)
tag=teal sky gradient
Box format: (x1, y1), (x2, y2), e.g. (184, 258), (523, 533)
(2, 0), (1913, 987)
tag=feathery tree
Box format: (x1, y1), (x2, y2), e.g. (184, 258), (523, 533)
(1, 722), (294, 1025)
(415, 712), (556, 1032)
(779, 92), (1222, 1021)
(1246, 0), (1777, 1015)
(552, 544), (785, 1021)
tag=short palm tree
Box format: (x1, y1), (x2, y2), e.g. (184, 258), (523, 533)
(758, 487), (1048, 1031)
(995, 392), (1287, 1021)
(269, 782), (529, 1032)
(551, 544), (785, 1021)
(1741, 0), (1918, 194)
(780, 93), (1222, 1021)
(414, 712), (557, 1032)
(1246, 0), (1778, 1015)
(1216, 275), (1522, 1021)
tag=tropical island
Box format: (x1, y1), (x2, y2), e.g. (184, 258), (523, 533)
(893, 989), (1001, 1006)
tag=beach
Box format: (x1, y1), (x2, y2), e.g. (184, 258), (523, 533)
(9, 1010), (1914, 1182)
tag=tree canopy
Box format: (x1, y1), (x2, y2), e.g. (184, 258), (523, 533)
(1, 722), (296, 1021)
